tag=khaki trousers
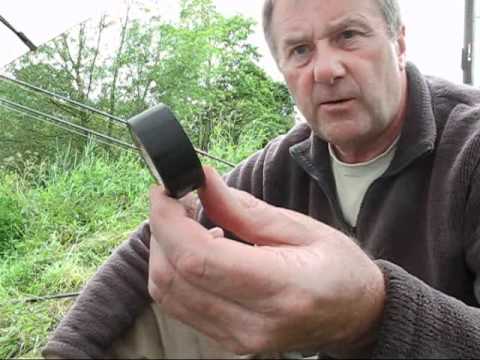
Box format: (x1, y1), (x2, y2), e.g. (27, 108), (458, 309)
(107, 302), (280, 359)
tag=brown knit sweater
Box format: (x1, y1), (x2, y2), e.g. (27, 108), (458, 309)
(43, 64), (480, 358)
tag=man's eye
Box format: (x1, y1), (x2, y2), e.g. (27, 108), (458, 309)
(292, 45), (311, 57)
(341, 30), (361, 40)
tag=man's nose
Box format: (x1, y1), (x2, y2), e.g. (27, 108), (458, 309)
(312, 45), (346, 85)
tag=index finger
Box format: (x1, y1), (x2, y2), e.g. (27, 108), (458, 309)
(149, 185), (215, 267)
(150, 185), (189, 219)
(149, 187), (287, 300)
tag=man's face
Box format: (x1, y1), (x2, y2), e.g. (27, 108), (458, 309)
(271, 0), (407, 152)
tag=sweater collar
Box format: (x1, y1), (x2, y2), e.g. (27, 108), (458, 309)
(290, 63), (437, 179)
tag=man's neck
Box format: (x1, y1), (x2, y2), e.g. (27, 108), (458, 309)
(333, 75), (408, 164)
(332, 115), (405, 163)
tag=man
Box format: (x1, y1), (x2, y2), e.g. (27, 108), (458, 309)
(43, 0), (480, 358)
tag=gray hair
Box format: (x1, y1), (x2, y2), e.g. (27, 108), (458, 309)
(263, 0), (403, 59)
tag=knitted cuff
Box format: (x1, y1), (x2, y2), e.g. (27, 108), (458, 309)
(371, 260), (421, 359)
(372, 260), (480, 359)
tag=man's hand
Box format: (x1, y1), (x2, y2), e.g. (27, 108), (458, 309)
(148, 167), (385, 356)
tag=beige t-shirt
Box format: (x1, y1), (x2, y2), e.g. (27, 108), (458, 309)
(329, 138), (399, 227)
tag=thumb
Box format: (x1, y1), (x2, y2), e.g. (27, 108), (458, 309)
(198, 166), (309, 246)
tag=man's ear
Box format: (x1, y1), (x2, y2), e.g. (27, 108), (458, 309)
(396, 25), (407, 71)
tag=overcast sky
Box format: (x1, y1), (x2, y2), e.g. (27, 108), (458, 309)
(0, 0), (466, 84)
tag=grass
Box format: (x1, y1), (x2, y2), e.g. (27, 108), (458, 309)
(0, 144), (152, 359)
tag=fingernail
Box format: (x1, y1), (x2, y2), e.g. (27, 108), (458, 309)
(208, 227), (225, 238)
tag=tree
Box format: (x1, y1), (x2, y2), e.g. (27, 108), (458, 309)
(0, 0), (294, 168)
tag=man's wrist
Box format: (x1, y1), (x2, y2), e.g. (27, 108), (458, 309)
(327, 263), (386, 358)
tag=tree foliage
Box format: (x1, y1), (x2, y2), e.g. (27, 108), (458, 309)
(0, 0), (294, 168)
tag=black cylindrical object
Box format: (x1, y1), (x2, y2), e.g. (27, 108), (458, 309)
(127, 104), (205, 199)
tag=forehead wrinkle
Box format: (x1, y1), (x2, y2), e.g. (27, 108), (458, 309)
(272, 0), (387, 57)
(277, 10), (381, 52)
(280, 32), (311, 48)
(325, 13), (374, 33)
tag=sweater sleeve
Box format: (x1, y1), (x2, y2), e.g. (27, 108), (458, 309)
(42, 222), (152, 359)
(372, 260), (480, 359)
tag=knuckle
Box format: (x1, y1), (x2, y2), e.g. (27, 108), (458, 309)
(261, 316), (279, 336)
(148, 280), (163, 303)
(186, 294), (218, 319)
(212, 332), (236, 352)
(291, 295), (316, 316)
(148, 266), (177, 305)
(179, 193), (199, 219)
(199, 299), (219, 318)
(175, 253), (207, 280)
(281, 292), (316, 322)
(150, 264), (174, 290)
(238, 190), (263, 209)
(236, 333), (271, 355)
(234, 319), (274, 355)
(261, 294), (315, 332)
(230, 343), (250, 356)
(229, 337), (251, 356)
(222, 342), (244, 356)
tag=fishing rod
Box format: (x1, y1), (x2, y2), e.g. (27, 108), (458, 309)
(2, 101), (238, 168)
(0, 75), (127, 126)
(0, 102), (134, 152)
(0, 15), (37, 51)
(0, 97), (137, 151)
(0, 77), (237, 168)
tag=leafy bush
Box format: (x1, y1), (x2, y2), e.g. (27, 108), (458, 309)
(0, 177), (25, 256)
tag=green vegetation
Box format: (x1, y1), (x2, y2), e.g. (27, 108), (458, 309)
(0, 0), (294, 358)
(0, 145), (152, 358)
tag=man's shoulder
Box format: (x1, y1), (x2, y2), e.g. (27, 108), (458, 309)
(245, 121), (312, 173)
(264, 121), (312, 158)
(427, 76), (480, 113)
(225, 122), (312, 195)
(425, 76), (480, 138)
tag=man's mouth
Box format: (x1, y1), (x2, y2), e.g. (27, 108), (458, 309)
(318, 98), (356, 113)
(321, 98), (354, 105)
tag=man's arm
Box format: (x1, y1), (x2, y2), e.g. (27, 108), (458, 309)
(372, 162), (480, 357)
(329, 155), (480, 358)
(42, 223), (152, 359)
(371, 260), (480, 358)
(148, 167), (480, 358)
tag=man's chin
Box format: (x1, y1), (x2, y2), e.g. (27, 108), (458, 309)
(312, 123), (369, 147)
